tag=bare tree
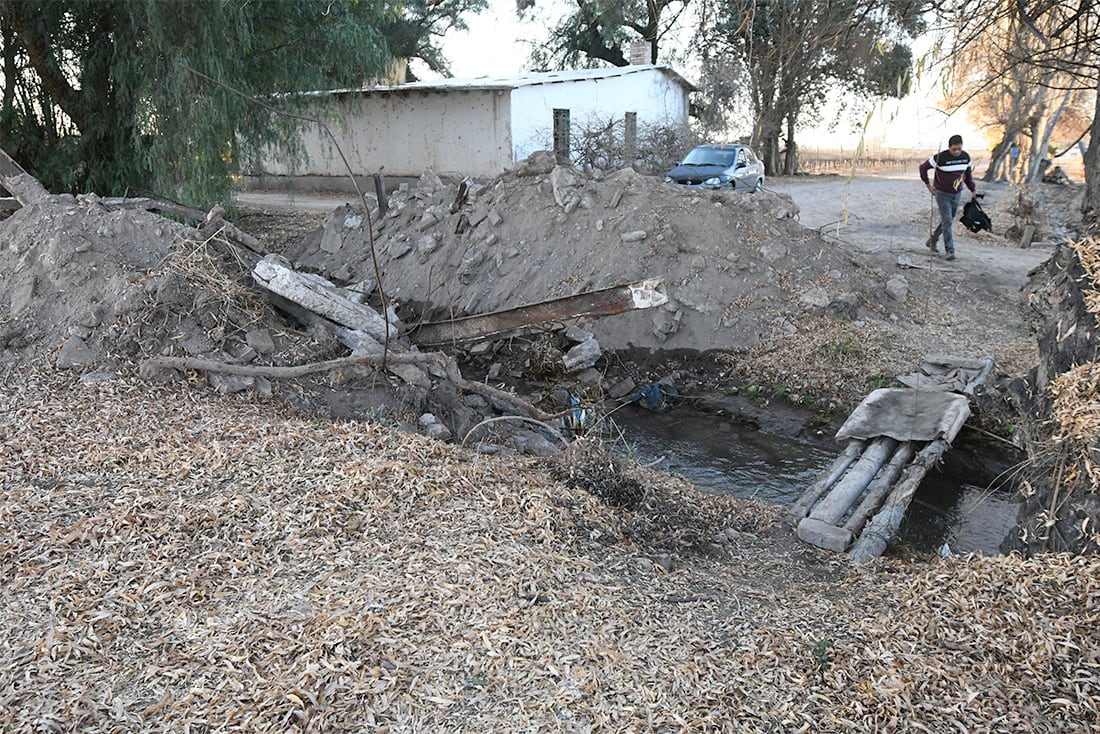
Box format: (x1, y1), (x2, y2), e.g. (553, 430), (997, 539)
(699, 0), (921, 175)
(951, 0), (1100, 219)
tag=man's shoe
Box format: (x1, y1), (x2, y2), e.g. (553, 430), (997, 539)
(926, 237), (939, 253)
(945, 252), (956, 261)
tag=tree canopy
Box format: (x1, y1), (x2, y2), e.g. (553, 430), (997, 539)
(524, 0), (690, 70)
(382, 0), (488, 79)
(946, 0), (1099, 221)
(0, 0), (393, 206)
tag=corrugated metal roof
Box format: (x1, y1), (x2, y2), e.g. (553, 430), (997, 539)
(311, 64), (696, 97)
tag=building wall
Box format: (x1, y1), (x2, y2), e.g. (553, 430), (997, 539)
(509, 70), (690, 162)
(255, 89), (512, 180)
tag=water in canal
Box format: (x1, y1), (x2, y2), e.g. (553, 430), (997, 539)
(611, 405), (1020, 555)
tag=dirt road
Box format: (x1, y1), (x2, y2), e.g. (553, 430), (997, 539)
(768, 172), (1053, 304)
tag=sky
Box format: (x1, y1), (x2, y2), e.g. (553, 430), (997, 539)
(423, 0), (985, 153)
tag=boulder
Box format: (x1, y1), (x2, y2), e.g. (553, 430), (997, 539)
(515, 150), (557, 176)
(885, 275), (909, 303)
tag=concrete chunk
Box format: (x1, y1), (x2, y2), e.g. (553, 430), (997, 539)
(796, 517), (853, 553)
(562, 338), (601, 372)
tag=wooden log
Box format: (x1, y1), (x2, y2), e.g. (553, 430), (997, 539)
(848, 438), (951, 563)
(808, 436), (897, 525)
(963, 356), (994, 396)
(783, 439), (866, 528)
(849, 403), (970, 562)
(252, 257), (398, 344)
(842, 441), (917, 536)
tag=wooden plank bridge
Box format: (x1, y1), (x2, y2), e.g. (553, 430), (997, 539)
(785, 355), (994, 563)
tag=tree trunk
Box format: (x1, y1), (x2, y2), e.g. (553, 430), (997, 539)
(783, 112), (798, 175)
(983, 134), (1011, 182)
(1026, 87), (1073, 184)
(756, 109), (783, 176)
(1084, 78), (1100, 225)
(1, 17), (16, 131)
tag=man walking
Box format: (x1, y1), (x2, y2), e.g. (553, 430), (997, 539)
(919, 134), (977, 261)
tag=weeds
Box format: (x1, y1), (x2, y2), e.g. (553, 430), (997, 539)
(810, 637), (834, 678)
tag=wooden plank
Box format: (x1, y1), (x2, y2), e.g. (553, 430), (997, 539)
(252, 257), (398, 344)
(0, 146), (49, 205)
(842, 441), (917, 536)
(411, 279), (668, 346)
(782, 439), (866, 528)
(808, 437), (897, 526)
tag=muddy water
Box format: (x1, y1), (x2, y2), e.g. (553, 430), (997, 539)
(612, 406), (1020, 555)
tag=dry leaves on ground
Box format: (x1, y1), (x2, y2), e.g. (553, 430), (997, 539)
(1, 369), (1096, 732)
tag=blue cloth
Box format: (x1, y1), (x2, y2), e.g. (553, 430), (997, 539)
(931, 190), (962, 253)
(633, 382), (678, 411)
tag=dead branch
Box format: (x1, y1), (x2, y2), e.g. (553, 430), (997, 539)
(144, 352), (552, 422)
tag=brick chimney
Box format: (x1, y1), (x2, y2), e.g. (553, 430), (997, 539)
(628, 40), (653, 65)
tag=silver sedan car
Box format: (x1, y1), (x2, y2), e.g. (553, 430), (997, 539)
(664, 144), (766, 192)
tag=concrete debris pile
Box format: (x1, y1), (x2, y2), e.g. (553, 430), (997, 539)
(0, 188), (561, 455)
(0, 194), (337, 383)
(288, 158), (892, 353)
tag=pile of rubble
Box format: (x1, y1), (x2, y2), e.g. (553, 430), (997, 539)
(0, 150), (903, 454)
(288, 155), (892, 354)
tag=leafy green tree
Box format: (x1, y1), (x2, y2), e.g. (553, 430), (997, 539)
(523, 0), (690, 70)
(0, 0), (390, 206)
(383, 0), (488, 79)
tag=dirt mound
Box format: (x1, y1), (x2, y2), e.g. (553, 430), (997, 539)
(287, 163), (893, 352)
(0, 194), (186, 364)
(0, 194), (340, 381)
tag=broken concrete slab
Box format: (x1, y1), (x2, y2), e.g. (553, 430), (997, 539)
(796, 516), (853, 553)
(562, 338), (601, 372)
(252, 256), (398, 344)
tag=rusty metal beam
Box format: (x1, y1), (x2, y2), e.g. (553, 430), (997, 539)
(411, 279), (668, 347)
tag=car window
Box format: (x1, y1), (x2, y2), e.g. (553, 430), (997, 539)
(736, 149), (747, 165)
(682, 148), (735, 167)
(745, 149), (757, 163)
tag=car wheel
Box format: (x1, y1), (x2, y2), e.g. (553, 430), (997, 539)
(753, 178), (764, 193)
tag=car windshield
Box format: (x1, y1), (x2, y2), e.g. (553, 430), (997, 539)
(681, 148), (735, 167)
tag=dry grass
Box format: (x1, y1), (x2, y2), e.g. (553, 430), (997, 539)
(2, 368), (1098, 732)
(1072, 237), (1100, 322)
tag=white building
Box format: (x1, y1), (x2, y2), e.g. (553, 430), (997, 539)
(251, 65), (694, 186)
